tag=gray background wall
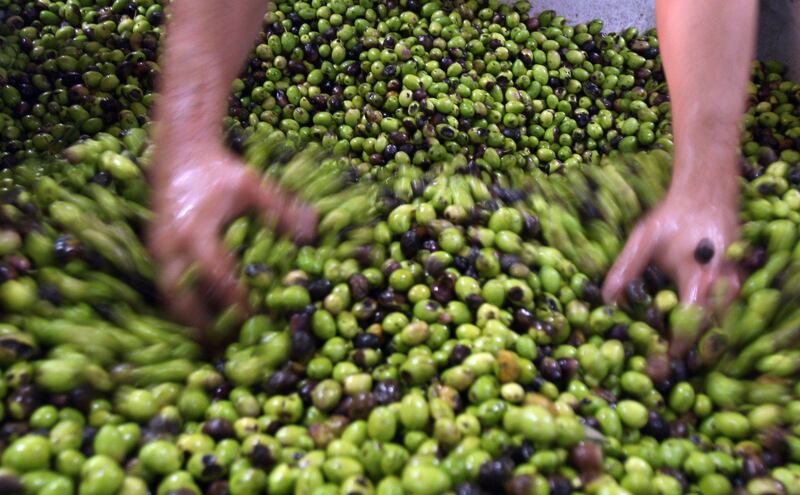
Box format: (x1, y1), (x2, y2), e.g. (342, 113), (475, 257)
(517, 1), (800, 79)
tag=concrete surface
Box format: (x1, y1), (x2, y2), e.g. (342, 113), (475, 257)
(512, 1), (800, 79)
(757, 1), (800, 79)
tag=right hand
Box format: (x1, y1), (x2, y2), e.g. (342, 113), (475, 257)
(147, 140), (317, 333)
(602, 185), (742, 356)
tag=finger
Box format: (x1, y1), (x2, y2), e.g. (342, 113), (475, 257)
(171, 289), (212, 336)
(646, 353), (671, 383)
(192, 238), (250, 313)
(674, 256), (724, 355)
(677, 251), (739, 307)
(677, 267), (710, 306)
(158, 257), (212, 331)
(709, 263), (742, 317)
(147, 222), (183, 262)
(156, 254), (195, 300)
(242, 173), (319, 244)
(671, 269), (718, 358)
(602, 223), (655, 304)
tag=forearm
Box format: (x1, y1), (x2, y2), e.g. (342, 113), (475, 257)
(151, 0), (267, 181)
(656, 0), (758, 203)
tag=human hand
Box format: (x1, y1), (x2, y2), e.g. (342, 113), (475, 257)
(602, 187), (741, 353)
(147, 141), (317, 334)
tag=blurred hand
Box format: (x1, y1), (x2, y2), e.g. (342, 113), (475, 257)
(602, 189), (741, 310)
(147, 141), (317, 331)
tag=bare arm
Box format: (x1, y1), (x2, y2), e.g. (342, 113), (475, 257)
(148, 0), (316, 331)
(150, 0), (267, 185)
(604, 0), (758, 350)
(657, 0), (758, 207)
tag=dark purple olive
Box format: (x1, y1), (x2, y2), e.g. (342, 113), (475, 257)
(203, 418), (235, 440)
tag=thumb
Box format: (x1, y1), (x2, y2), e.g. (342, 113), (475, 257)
(602, 222), (656, 304)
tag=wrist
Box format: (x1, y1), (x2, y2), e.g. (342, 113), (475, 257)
(669, 134), (742, 208)
(667, 166), (740, 209)
(149, 125), (227, 186)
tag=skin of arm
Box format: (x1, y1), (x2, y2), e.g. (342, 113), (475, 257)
(147, 0), (316, 331)
(603, 0), (758, 353)
(656, 0), (757, 201)
(151, 0), (267, 173)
